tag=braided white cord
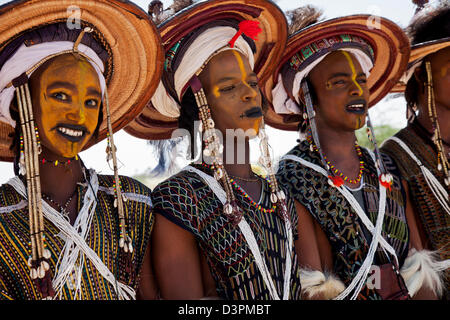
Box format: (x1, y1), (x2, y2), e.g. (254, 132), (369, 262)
(7, 172), (136, 300)
(382, 137), (450, 215)
(280, 154), (396, 299)
(183, 165), (293, 300)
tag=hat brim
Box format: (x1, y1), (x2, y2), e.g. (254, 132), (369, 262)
(0, 0), (164, 162)
(391, 38), (450, 92)
(124, 0), (288, 140)
(262, 15), (410, 131)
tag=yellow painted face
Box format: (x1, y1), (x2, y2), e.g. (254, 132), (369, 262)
(308, 50), (369, 133)
(198, 50), (262, 137)
(341, 51), (364, 97)
(30, 54), (102, 158)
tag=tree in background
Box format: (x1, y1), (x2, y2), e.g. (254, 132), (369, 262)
(356, 125), (400, 149)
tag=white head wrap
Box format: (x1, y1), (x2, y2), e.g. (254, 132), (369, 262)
(151, 26), (255, 118)
(0, 41), (107, 127)
(272, 48), (374, 115)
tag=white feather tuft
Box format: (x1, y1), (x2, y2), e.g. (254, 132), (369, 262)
(300, 269), (346, 300)
(400, 248), (450, 298)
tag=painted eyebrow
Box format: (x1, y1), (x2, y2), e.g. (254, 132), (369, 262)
(216, 72), (258, 84)
(328, 72), (366, 80)
(46, 81), (77, 93)
(86, 87), (102, 97)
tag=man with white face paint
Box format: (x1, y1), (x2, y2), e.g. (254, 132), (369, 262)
(263, 7), (438, 300)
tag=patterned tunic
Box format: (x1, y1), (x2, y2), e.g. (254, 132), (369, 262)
(277, 141), (410, 300)
(0, 171), (153, 300)
(151, 164), (302, 300)
(381, 120), (450, 299)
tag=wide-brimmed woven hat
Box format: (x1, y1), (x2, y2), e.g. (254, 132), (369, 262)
(262, 14), (410, 131)
(0, 0), (164, 162)
(124, 0), (288, 140)
(392, 37), (450, 92)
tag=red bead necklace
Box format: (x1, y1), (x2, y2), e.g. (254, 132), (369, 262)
(305, 134), (364, 185)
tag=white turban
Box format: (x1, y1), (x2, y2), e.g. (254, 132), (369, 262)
(151, 26), (255, 118)
(0, 41), (106, 127)
(272, 48), (374, 115)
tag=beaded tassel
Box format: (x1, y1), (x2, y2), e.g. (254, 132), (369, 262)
(15, 82), (54, 298)
(301, 81), (342, 187)
(257, 119), (288, 222)
(103, 86), (133, 255)
(366, 114), (393, 190)
(425, 61), (450, 187)
(189, 76), (242, 225)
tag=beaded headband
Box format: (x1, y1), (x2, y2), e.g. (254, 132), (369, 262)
(288, 34), (375, 72)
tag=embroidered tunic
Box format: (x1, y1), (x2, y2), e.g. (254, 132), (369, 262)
(0, 172), (153, 300)
(381, 120), (450, 298)
(277, 141), (410, 300)
(151, 164), (302, 300)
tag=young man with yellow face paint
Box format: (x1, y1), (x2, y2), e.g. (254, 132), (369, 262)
(0, 0), (163, 300)
(380, 5), (450, 300)
(125, 0), (301, 300)
(264, 8), (438, 300)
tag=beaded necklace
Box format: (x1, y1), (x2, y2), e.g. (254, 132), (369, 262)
(305, 132), (364, 185)
(200, 163), (277, 214)
(41, 155), (79, 166)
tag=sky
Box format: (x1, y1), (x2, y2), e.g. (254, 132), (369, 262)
(0, 0), (420, 185)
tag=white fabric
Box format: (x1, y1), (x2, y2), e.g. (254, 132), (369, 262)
(7, 171), (135, 300)
(398, 60), (422, 87)
(182, 165), (293, 300)
(382, 137), (450, 215)
(0, 41), (106, 127)
(151, 26), (255, 118)
(280, 151), (398, 300)
(272, 48), (373, 115)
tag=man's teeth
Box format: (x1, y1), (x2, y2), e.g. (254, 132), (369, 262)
(58, 127), (83, 137)
(348, 104), (364, 109)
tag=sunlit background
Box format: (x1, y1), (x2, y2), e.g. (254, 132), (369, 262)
(0, 0), (425, 188)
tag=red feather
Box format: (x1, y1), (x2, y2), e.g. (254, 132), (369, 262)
(379, 179), (393, 191)
(228, 20), (262, 48)
(238, 20), (262, 40)
(328, 175), (344, 187)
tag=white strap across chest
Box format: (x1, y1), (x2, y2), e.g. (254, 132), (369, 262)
(7, 172), (135, 300)
(183, 165), (293, 300)
(382, 137), (450, 215)
(281, 152), (398, 300)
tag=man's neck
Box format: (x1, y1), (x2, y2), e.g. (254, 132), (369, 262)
(311, 126), (362, 186)
(222, 137), (253, 179)
(37, 148), (84, 204)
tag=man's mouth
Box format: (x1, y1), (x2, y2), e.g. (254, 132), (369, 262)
(53, 124), (89, 142)
(241, 106), (263, 119)
(345, 99), (367, 115)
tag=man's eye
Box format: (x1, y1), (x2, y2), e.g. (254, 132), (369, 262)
(52, 92), (68, 101)
(220, 85), (235, 92)
(357, 78), (367, 84)
(332, 80), (346, 85)
(85, 99), (99, 108)
(249, 81), (258, 87)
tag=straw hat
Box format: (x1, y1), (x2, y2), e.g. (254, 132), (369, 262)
(261, 15), (410, 131)
(0, 0), (164, 161)
(392, 36), (450, 92)
(124, 0), (288, 140)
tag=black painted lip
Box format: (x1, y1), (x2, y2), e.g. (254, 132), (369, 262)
(242, 106), (263, 118)
(51, 123), (89, 143)
(345, 99), (367, 115)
